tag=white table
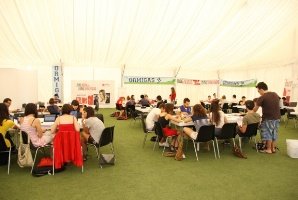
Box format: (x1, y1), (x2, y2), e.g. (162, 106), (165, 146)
(135, 107), (152, 114)
(233, 105), (246, 109)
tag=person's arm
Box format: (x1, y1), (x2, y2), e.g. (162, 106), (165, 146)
(51, 117), (59, 134)
(224, 115), (228, 124)
(73, 117), (80, 132)
(167, 114), (181, 123)
(82, 118), (89, 134)
(253, 105), (259, 113)
(183, 116), (192, 123)
(33, 118), (45, 138)
(239, 124), (247, 133)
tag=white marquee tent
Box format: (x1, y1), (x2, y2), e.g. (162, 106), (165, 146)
(0, 0), (297, 109)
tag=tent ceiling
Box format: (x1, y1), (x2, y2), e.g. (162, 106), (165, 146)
(0, 0), (297, 71)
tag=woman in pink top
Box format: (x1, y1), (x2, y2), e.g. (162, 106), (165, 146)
(20, 103), (54, 147)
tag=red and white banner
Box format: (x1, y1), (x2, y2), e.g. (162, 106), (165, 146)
(71, 80), (114, 105)
(283, 79), (292, 101)
(177, 78), (219, 85)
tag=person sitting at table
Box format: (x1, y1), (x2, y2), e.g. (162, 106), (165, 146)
(71, 100), (81, 118)
(158, 103), (182, 151)
(179, 98), (191, 115)
(81, 106), (105, 161)
(239, 96), (246, 105)
(53, 94), (61, 104)
(183, 104), (210, 140)
(156, 95), (163, 108)
(237, 100), (261, 134)
(138, 95), (150, 107)
(51, 104), (81, 168)
(47, 98), (60, 115)
(282, 97), (289, 106)
(116, 97), (126, 117)
(146, 103), (165, 131)
(220, 95), (229, 105)
(0, 103), (19, 151)
(20, 103), (54, 147)
(208, 100), (227, 136)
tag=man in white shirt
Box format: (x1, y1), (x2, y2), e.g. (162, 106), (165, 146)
(145, 104), (165, 131)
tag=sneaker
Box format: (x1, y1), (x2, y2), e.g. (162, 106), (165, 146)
(159, 142), (169, 147)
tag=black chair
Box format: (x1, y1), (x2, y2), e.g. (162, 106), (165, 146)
(155, 121), (177, 155)
(21, 131), (53, 174)
(222, 103), (229, 114)
(280, 108), (287, 122)
(238, 123), (259, 152)
(95, 113), (104, 123)
(192, 125), (217, 160)
(215, 123), (237, 158)
(0, 134), (11, 174)
(87, 126), (115, 168)
(285, 109), (297, 128)
(141, 116), (155, 148)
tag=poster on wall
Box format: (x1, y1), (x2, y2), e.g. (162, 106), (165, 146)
(283, 79), (292, 102)
(71, 80), (114, 105)
(52, 66), (63, 101)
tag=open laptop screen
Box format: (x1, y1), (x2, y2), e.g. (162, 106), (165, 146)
(44, 114), (57, 122)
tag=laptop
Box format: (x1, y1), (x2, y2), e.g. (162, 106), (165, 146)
(44, 114), (57, 122)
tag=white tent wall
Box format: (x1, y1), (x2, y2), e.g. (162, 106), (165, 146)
(0, 68), (38, 110)
(219, 64), (296, 102)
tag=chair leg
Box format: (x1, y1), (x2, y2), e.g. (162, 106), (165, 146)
(239, 137), (242, 152)
(99, 149), (103, 169)
(192, 140), (198, 161)
(254, 137), (258, 152)
(31, 148), (40, 174)
(81, 146), (84, 173)
(162, 137), (168, 156)
(153, 136), (158, 151)
(215, 138), (220, 159)
(142, 133), (148, 148)
(212, 141), (217, 159)
(232, 138), (236, 147)
(8, 147), (11, 175)
(52, 147), (55, 175)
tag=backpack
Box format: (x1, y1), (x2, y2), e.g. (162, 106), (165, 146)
(32, 157), (65, 177)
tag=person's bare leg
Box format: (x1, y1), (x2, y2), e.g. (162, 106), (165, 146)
(81, 132), (89, 158)
(271, 140), (276, 153)
(265, 140), (272, 153)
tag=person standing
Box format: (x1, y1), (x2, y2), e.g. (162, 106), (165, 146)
(253, 82), (280, 154)
(169, 87), (176, 104)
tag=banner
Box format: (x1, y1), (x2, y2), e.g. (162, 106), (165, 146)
(177, 78), (219, 85)
(124, 76), (175, 85)
(71, 80), (114, 105)
(220, 79), (257, 87)
(52, 66), (63, 101)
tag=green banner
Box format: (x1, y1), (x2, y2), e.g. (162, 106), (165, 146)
(220, 79), (257, 87)
(124, 76), (175, 85)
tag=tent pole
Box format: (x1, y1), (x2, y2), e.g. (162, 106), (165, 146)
(217, 70), (220, 98)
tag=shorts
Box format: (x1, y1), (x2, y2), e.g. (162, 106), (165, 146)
(260, 120), (280, 141)
(190, 132), (198, 140)
(162, 127), (178, 137)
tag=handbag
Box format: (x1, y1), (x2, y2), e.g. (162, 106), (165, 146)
(232, 145), (247, 159)
(99, 154), (115, 165)
(17, 133), (33, 168)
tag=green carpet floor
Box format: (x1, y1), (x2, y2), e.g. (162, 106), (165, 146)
(1, 109), (298, 200)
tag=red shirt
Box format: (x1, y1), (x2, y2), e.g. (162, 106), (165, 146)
(170, 92), (176, 101)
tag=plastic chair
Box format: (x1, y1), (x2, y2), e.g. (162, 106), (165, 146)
(87, 126), (115, 168)
(215, 123), (237, 158)
(95, 113), (104, 123)
(238, 123), (259, 152)
(285, 109), (297, 128)
(0, 134), (11, 174)
(21, 131), (53, 174)
(141, 116), (156, 148)
(192, 125), (217, 160)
